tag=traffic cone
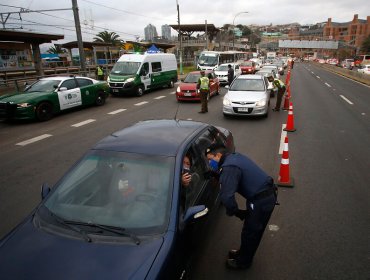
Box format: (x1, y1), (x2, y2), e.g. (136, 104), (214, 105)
(282, 86), (290, 111)
(284, 102), (296, 132)
(277, 136), (294, 187)
(285, 70), (291, 85)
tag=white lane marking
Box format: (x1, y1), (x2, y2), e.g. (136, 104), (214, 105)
(154, 96), (166, 100)
(71, 119), (96, 127)
(325, 82), (332, 87)
(108, 109), (127, 115)
(169, 91), (176, 95)
(316, 76), (321, 79)
(340, 95), (354, 105)
(134, 101), (148, 106)
(279, 124), (287, 154)
(268, 224), (280, 231)
(16, 134), (52, 146)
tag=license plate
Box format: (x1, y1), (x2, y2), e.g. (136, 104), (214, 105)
(238, 107), (249, 112)
(184, 92), (192, 96)
(113, 89), (119, 93)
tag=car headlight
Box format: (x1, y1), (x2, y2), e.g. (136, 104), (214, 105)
(176, 86), (181, 93)
(17, 103), (32, 108)
(255, 99), (267, 107)
(126, 78), (134, 83)
(107, 76), (110, 83)
(223, 96), (232, 106)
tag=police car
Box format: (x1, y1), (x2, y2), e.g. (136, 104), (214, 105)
(0, 76), (109, 121)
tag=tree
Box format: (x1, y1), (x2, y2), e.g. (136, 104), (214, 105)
(47, 45), (66, 54)
(93, 31), (123, 46)
(360, 35), (370, 53)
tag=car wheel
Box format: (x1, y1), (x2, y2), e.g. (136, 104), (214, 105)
(136, 85), (144, 97)
(36, 102), (53, 121)
(95, 91), (106, 106)
(168, 79), (175, 88)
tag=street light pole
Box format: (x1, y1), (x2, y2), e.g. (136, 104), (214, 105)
(176, 0), (183, 74)
(232, 11), (248, 51)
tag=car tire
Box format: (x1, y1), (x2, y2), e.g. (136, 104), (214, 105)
(95, 92), (106, 106)
(136, 85), (144, 97)
(36, 102), (53, 121)
(168, 79), (175, 88)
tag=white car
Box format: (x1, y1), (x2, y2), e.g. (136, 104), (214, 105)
(261, 65), (280, 79)
(214, 63), (241, 85)
(223, 74), (271, 118)
(357, 64), (370, 75)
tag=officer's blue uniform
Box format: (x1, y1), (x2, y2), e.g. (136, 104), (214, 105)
(219, 152), (277, 267)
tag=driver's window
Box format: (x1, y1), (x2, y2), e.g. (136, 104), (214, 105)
(141, 62), (149, 75)
(60, 79), (77, 90)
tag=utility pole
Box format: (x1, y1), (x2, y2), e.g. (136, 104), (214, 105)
(72, 0), (87, 76)
(176, 0), (183, 75)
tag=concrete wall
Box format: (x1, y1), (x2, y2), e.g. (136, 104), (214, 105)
(318, 63), (370, 86)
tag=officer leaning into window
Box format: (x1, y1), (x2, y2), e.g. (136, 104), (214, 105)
(268, 75), (286, 111)
(205, 143), (278, 270)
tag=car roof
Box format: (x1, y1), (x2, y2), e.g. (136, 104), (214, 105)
(93, 119), (208, 156)
(39, 76), (92, 81)
(234, 74), (264, 80)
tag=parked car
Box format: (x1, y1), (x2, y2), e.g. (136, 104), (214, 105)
(341, 59), (355, 69)
(0, 76), (109, 121)
(214, 63), (241, 85)
(0, 119), (235, 280)
(176, 70), (220, 102)
(357, 64), (370, 75)
(239, 61), (257, 74)
(223, 74), (271, 118)
(261, 65), (280, 79)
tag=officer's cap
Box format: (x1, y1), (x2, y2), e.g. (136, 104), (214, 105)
(206, 143), (225, 155)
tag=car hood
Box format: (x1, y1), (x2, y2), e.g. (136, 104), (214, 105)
(109, 74), (135, 82)
(179, 82), (197, 90)
(0, 219), (164, 279)
(0, 91), (50, 104)
(226, 90), (266, 102)
(214, 70), (227, 75)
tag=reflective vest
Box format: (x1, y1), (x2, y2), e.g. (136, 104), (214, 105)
(199, 76), (210, 90)
(273, 79), (285, 89)
(97, 67), (103, 76)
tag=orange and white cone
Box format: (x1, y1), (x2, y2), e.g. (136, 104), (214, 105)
(284, 102), (296, 132)
(277, 136), (294, 187)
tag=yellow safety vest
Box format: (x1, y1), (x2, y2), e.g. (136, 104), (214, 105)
(97, 67), (103, 76)
(199, 76), (210, 90)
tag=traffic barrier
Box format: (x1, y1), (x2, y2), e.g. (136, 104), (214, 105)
(284, 102), (296, 132)
(285, 69), (291, 85)
(277, 136), (294, 187)
(282, 86), (290, 111)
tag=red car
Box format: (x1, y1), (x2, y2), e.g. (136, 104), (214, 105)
(240, 61), (256, 74)
(176, 70), (220, 102)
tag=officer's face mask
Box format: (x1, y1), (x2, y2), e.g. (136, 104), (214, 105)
(209, 159), (219, 171)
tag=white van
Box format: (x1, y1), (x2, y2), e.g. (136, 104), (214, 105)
(214, 63), (241, 85)
(108, 53), (178, 96)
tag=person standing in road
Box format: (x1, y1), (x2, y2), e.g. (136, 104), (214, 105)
(227, 64), (234, 86)
(205, 144), (277, 270)
(268, 75), (286, 111)
(197, 70), (210, 113)
(96, 65), (105, 81)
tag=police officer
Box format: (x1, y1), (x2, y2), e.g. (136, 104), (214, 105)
(96, 65), (105, 81)
(227, 64), (234, 86)
(206, 144), (277, 270)
(268, 75), (286, 111)
(197, 70), (210, 113)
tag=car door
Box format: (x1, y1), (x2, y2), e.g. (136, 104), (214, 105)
(76, 78), (95, 105)
(57, 78), (82, 110)
(207, 72), (216, 96)
(140, 62), (151, 90)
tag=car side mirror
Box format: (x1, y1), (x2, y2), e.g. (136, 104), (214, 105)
(267, 84), (274, 90)
(41, 183), (51, 200)
(183, 205), (208, 223)
(225, 85), (229, 89)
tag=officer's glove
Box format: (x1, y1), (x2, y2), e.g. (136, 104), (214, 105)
(235, 209), (247, 221)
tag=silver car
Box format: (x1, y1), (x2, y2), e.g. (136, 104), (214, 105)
(223, 75), (271, 117)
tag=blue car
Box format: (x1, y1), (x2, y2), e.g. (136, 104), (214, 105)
(0, 119), (234, 279)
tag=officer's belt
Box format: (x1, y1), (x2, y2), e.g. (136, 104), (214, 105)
(250, 187), (276, 201)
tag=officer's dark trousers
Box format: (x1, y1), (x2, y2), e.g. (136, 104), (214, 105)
(274, 87), (285, 110)
(237, 193), (276, 265)
(199, 90), (208, 112)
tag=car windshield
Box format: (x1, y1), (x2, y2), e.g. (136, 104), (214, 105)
(25, 79), (61, 92)
(111, 61), (140, 75)
(230, 79), (265, 91)
(240, 62), (253, 67)
(184, 73), (201, 83)
(216, 65), (229, 71)
(44, 150), (174, 234)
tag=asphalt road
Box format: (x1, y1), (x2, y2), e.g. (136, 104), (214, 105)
(0, 62), (369, 279)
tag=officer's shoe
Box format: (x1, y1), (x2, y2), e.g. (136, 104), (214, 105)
(228, 249), (239, 259)
(226, 259), (251, 270)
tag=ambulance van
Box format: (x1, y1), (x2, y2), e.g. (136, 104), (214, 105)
(108, 53), (178, 96)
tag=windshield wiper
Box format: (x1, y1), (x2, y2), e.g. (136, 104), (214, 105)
(52, 214), (92, 243)
(65, 221), (141, 245)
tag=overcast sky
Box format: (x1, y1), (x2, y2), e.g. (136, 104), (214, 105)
(1, 0), (369, 45)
